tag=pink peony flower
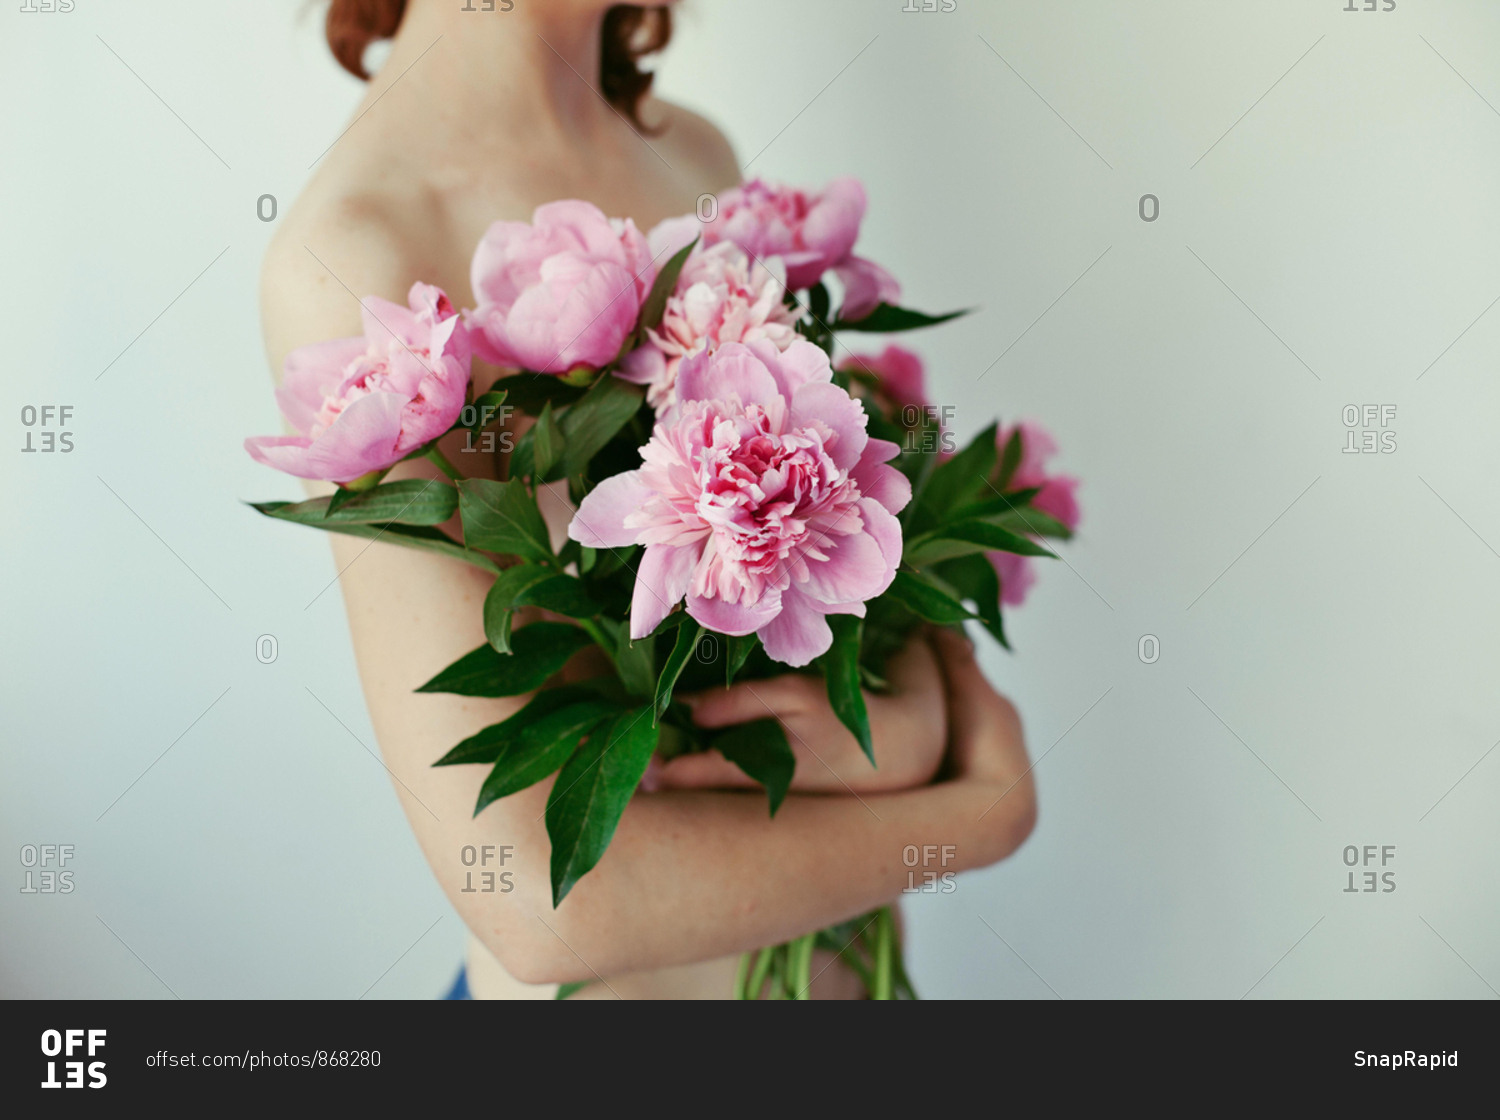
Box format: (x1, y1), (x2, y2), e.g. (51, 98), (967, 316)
(659, 177), (900, 320)
(468, 200), (655, 375)
(568, 339), (911, 667)
(245, 283), (471, 486)
(838, 345), (929, 414)
(616, 241), (799, 410)
(990, 421), (1080, 606)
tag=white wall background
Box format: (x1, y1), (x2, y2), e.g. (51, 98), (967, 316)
(3, 0), (1497, 999)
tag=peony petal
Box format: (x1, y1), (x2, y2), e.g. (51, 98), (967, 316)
(757, 588), (834, 667)
(790, 380), (868, 470)
(629, 543), (698, 639)
(857, 498), (904, 584)
(853, 454), (912, 515)
(991, 551), (1036, 607)
(770, 339), (835, 397)
(675, 342), (780, 409)
(1033, 475), (1081, 532)
(277, 337), (365, 433)
(569, 471), (653, 548)
(799, 526), (890, 606)
(615, 344), (665, 386)
(303, 391), (409, 482)
(833, 256), (901, 322)
(244, 434), (317, 478)
(647, 214), (705, 261)
(360, 296), (417, 350)
(504, 258), (638, 372)
(686, 585), (781, 637)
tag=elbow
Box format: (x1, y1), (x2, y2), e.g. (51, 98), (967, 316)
(982, 773), (1037, 863)
(493, 940), (587, 987)
(479, 909), (607, 987)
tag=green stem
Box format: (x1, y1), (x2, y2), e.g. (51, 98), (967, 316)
(426, 446), (464, 482)
(577, 618), (618, 666)
(744, 946), (775, 1001)
(733, 951), (752, 1000)
(872, 907), (894, 1000)
(768, 948), (788, 999)
(789, 933), (816, 1000)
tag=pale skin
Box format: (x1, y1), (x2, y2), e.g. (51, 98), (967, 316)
(260, 0), (1036, 998)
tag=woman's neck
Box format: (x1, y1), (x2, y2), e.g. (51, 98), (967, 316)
(380, 0), (613, 143)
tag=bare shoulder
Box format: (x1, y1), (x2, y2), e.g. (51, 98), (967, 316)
(258, 178), (438, 380)
(644, 98), (742, 193)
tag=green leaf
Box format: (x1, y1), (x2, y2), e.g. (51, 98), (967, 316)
(482, 565), (554, 653)
(516, 573), (603, 619)
(712, 718), (795, 816)
(559, 374), (645, 478)
(637, 237), (697, 334)
(434, 686), (608, 766)
(546, 708), (659, 906)
(883, 570), (978, 625)
(986, 508), (1073, 540)
(458, 478), (553, 562)
(948, 488), (1041, 521)
(807, 281), (831, 326)
(726, 634), (758, 687)
(822, 614), (872, 764)
(258, 480), (458, 526)
(533, 400), (562, 480)
(615, 624), (656, 700)
(555, 980), (591, 1000)
(416, 622), (593, 697)
(935, 553), (1008, 649)
(326, 486), (360, 516)
(831, 303), (970, 332)
(488, 373), (585, 415)
(249, 502), (499, 573)
(464, 389), (509, 436)
(474, 701), (619, 815)
(996, 426), (1023, 490)
(907, 520), (1056, 566)
(913, 423), (998, 525)
(654, 623), (703, 722)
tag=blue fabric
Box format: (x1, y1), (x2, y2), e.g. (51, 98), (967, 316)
(443, 966), (472, 1000)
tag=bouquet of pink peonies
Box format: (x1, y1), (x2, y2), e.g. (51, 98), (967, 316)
(246, 178), (1079, 1000)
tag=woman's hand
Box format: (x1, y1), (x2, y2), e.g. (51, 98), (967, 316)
(655, 632), (948, 794)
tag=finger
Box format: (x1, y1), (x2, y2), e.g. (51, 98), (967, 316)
(880, 631), (942, 694)
(653, 751), (759, 790)
(680, 673), (822, 729)
(929, 627), (1026, 779)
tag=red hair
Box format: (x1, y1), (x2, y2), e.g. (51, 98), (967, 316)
(325, 1), (672, 130)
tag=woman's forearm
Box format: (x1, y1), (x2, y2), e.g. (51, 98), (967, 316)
(394, 762), (1034, 985)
